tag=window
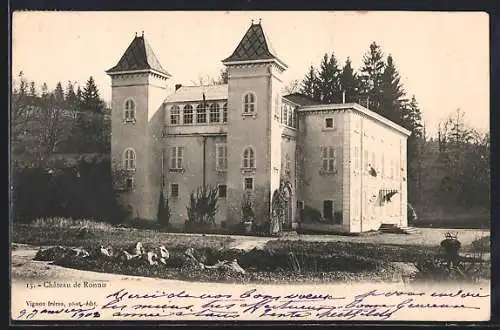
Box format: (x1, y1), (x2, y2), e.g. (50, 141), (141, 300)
(244, 177), (254, 190)
(321, 146), (336, 173)
(289, 107), (295, 127)
(218, 184), (227, 198)
(371, 152), (376, 171)
(291, 107), (296, 128)
(196, 104), (207, 123)
(282, 104), (288, 125)
(124, 99), (135, 121)
(323, 200), (333, 222)
(390, 159), (394, 179)
(209, 104), (220, 123)
(216, 144), (227, 171)
(242, 147), (255, 169)
(170, 105), (180, 125)
(170, 146), (184, 169)
(171, 183), (179, 198)
(183, 104), (193, 124)
(125, 177), (134, 191)
(243, 93), (255, 113)
(123, 148), (136, 170)
(325, 117), (334, 129)
(222, 103), (228, 123)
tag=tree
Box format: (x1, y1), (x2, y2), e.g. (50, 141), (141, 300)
(65, 81), (78, 109)
(81, 76), (103, 112)
(339, 57), (361, 103)
(300, 65), (321, 101)
(216, 67), (229, 85)
(380, 55), (406, 124)
(185, 185), (219, 232)
(282, 79), (300, 95)
(359, 42), (385, 111)
(317, 53), (341, 103)
(54, 82), (65, 105)
(157, 189), (170, 228)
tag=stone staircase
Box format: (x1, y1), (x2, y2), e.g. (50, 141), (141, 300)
(379, 223), (420, 235)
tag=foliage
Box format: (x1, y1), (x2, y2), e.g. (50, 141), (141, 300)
(271, 176), (293, 232)
(241, 192), (255, 223)
(157, 189), (170, 228)
(185, 185), (219, 231)
(301, 205), (324, 223)
(11, 158), (130, 224)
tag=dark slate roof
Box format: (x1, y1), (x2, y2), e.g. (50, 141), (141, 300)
(283, 93), (321, 106)
(106, 35), (170, 76)
(222, 22), (284, 65)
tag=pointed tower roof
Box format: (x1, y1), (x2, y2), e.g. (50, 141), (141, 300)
(106, 33), (171, 77)
(222, 21), (287, 69)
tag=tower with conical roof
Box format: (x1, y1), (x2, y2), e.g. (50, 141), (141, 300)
(222, 20), (289, 225)
(106, 32), (171, 221)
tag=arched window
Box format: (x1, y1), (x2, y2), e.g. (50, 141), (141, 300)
(209, 104), (220, 123)
(170, 105), (180, 125)
(123, 148), (136, 170)
(124, 99), (136, 121)
(183, 104), (193, 124)
(222, 103), (228, 123)
(243, 93), (256, 114)
(196, 104), (207, 123)
(242, 147), (255, 168)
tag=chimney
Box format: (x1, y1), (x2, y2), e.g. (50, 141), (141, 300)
(175, 84), (182, 91)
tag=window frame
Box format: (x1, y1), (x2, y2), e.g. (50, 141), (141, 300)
(183, 104), (194, 124)
(196, 104), (207, 124)
(218, 184), (227, 198)
(244, 177), (254, 191)
(323, 200), (334, 222)
(325, 117), (335, 129)
(123, 148), (136, 170)
(124, 98), (136, 123)
(320, 146), (337, 173)
(209, 103), (220, 123)
(216, 143), (227, 172)
(222, 103), (228, 123)
(242, 146), (256, 169)
(170, 146), (184, 170)
(170, 183), (179, 198)
(242, 92), (256, 115)
(170, 105), (180, 125)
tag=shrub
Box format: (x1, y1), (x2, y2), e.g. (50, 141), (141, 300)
(185, 185), (218, 232)
(241, 193), (254, 223)
(301, 205), (324, 223)
(157, 189), (170, 229)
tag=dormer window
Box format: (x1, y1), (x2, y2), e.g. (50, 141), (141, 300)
(243, 92), (256, 114)
(170, 105), (180, 125)
(124, 99), (136, 122)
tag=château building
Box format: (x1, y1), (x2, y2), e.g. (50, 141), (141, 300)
(106, 21), (411, 233)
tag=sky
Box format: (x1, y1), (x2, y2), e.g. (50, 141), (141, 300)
(12, 11), (489, 137)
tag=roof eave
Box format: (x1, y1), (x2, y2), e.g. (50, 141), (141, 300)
(299, 103), (412, 137)
(106, 68), (172, 78)
(222, 57), (288, 70)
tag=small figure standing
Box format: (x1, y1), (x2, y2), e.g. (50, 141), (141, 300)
(440, 232), (461, 269)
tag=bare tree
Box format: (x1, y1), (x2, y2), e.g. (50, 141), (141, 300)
(282, 79), (301, 95)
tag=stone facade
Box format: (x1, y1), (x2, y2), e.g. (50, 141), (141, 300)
(106, 23), (410, 233)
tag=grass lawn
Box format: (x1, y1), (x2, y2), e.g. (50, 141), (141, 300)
(11, 218), (490, 284)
